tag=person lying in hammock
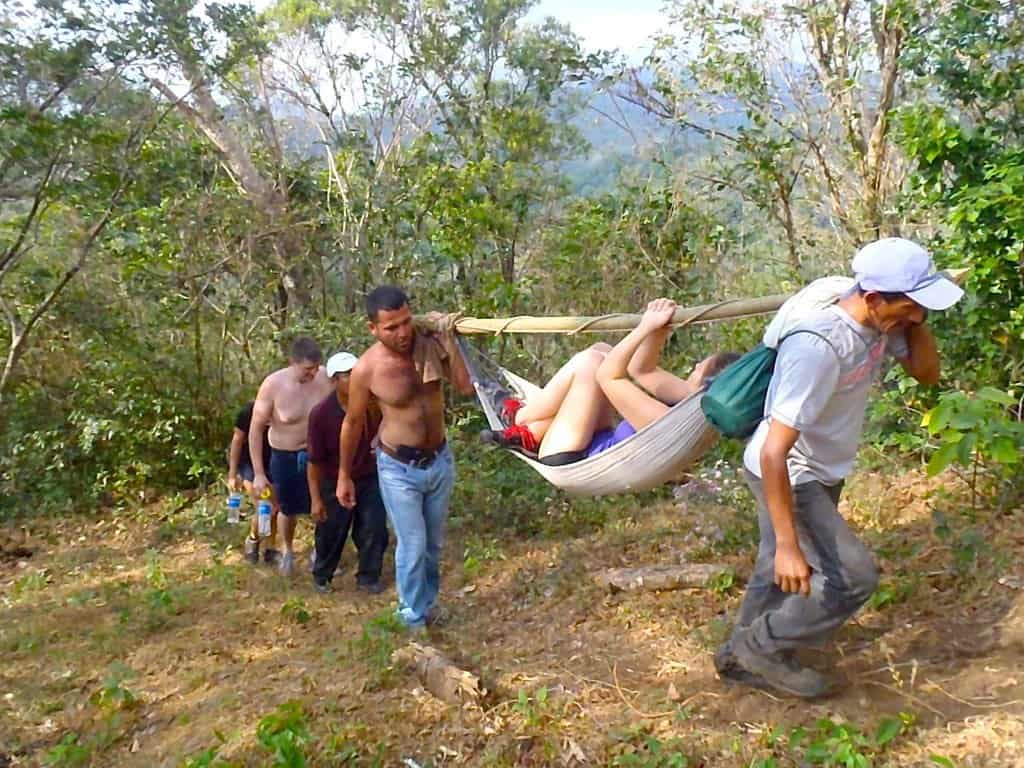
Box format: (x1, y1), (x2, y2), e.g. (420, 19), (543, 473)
(481, 298), (739, 466)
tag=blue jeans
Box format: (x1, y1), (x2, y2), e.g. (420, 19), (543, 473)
(376, 445), (456, 627)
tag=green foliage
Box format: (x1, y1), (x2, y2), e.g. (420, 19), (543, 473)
(256, 701), (311, 768)
(922, 388), (1023, 507)
(44, 733), (91, 768)
(708, 567), (737, 596)
(760, 714), (912, 768)
(93, 663), (140, 711)
(462, 535), (503, 579)
(867, 576), (917, 611)
(610, 728), (691, 768)
(351, 610), (403, 686)
(512, 686), (554, 730)
(899, 2), (1024, 396)
(280, 598), (313, 625)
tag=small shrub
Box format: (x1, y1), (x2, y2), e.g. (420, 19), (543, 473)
(256, 701), (310, 768)
(280, 598), (312, 625)
(45, 733), (91, 768)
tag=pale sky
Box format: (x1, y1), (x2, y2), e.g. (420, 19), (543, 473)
(526, 0), (668, 61)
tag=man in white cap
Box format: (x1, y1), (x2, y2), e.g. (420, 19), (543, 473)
(306, 351), (388, 594)
(716, 238), (964, 698)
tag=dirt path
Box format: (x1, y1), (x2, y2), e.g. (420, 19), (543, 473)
(2, 471), (1023, 767)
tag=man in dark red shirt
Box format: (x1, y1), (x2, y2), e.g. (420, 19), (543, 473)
(307, 351), (388, 593)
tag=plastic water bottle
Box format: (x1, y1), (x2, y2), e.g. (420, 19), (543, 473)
(226, 491), (243, 524)
(257, 490), (272, 537)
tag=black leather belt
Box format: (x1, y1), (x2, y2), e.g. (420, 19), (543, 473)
(379, 440), (447, 468)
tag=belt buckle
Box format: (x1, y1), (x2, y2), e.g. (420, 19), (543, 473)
(412, 454), (433, 468)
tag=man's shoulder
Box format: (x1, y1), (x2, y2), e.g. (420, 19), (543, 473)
(260, 367), (290, 391)
(785, 309), (858, 356)
(356, 343), (385, 370)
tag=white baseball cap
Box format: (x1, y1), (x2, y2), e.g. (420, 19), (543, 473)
(852, 238), (964, 311)
(325, 351), (358, 377)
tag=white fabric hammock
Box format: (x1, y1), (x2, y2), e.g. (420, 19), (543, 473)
(465, 347), (719, 497)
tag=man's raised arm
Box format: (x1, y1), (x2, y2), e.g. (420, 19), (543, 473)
(898, 322), (940, 386)
(424, 312), (474, 396)
(442, 332), (474, 396)
(336, 361), (371, 508)
(250, 381), (274, 498)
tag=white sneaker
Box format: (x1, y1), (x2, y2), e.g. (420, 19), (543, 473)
(279, 551), (295, 577)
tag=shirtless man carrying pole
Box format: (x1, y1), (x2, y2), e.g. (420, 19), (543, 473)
(251, 336), (333, 576)
(337, 286), (473, 630)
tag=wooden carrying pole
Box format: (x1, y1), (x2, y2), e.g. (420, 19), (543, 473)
(450, 294), (791, 336)
(443, 268), (969, 336)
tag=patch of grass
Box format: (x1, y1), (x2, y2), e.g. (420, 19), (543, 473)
(11, 568), (50, 599)
(756, 713), (913, 767)
(256, 700), (311, 767)
(4, 624), (46, 653)
(142, 549), (187, 629)
(351, 610), (403, 688)
(202, 553), (240, 592)
(691, 615), (732, 652)
(93, 662), (140, 711)
(708, 567), (738, 596)
(462, 536), (504, 579)
(280, 597), (313, 625)
(44, 732), (91, 768)
(609, 726), (693, 767)
(867, 575), (918, 611)
(511, 686), (555, 730)
(321, 721), (390, 766)
(181, 745), (240, 768)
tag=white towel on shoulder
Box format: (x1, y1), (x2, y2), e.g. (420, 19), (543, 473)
(762, 276), (856, 349)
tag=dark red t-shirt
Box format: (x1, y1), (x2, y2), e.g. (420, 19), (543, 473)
(306, 393), (378, 481)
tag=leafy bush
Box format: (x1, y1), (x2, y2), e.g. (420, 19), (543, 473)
(922, 387), (1023, 508)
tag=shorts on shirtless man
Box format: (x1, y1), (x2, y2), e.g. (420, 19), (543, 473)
(250, 336), (333, 576)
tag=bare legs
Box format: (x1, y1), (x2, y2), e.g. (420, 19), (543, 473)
(514, 343), (616, 458)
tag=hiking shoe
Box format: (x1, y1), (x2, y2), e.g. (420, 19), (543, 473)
(313, 580), (331, 594)
(480, 424), (538, 453)
(357, 580), (385, 595)
(731, 638), (829, 699)
(244, 537), (260, 565)
(714, 641), (772, 690)
(262, 548), (280, 566)
(279, 551), (295, 577)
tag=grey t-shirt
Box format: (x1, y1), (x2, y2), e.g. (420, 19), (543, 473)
(743, 306), (908, 485)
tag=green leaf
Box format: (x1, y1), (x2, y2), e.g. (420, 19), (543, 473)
(874, 717), (902, 747)
(976, 386), (1016, 406)
(990, 436), (1021, 464)
(927, 441), (960, 476)
(929, 756), (956, 768)
(956, 432), (978, 464)
(927, 399), (955, 434)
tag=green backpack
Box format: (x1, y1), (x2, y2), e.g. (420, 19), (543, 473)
(700, 331), (831, 439)
(700, 344), (777, 439)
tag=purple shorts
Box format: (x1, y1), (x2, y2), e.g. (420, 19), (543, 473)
(586, 420), (636, 457)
